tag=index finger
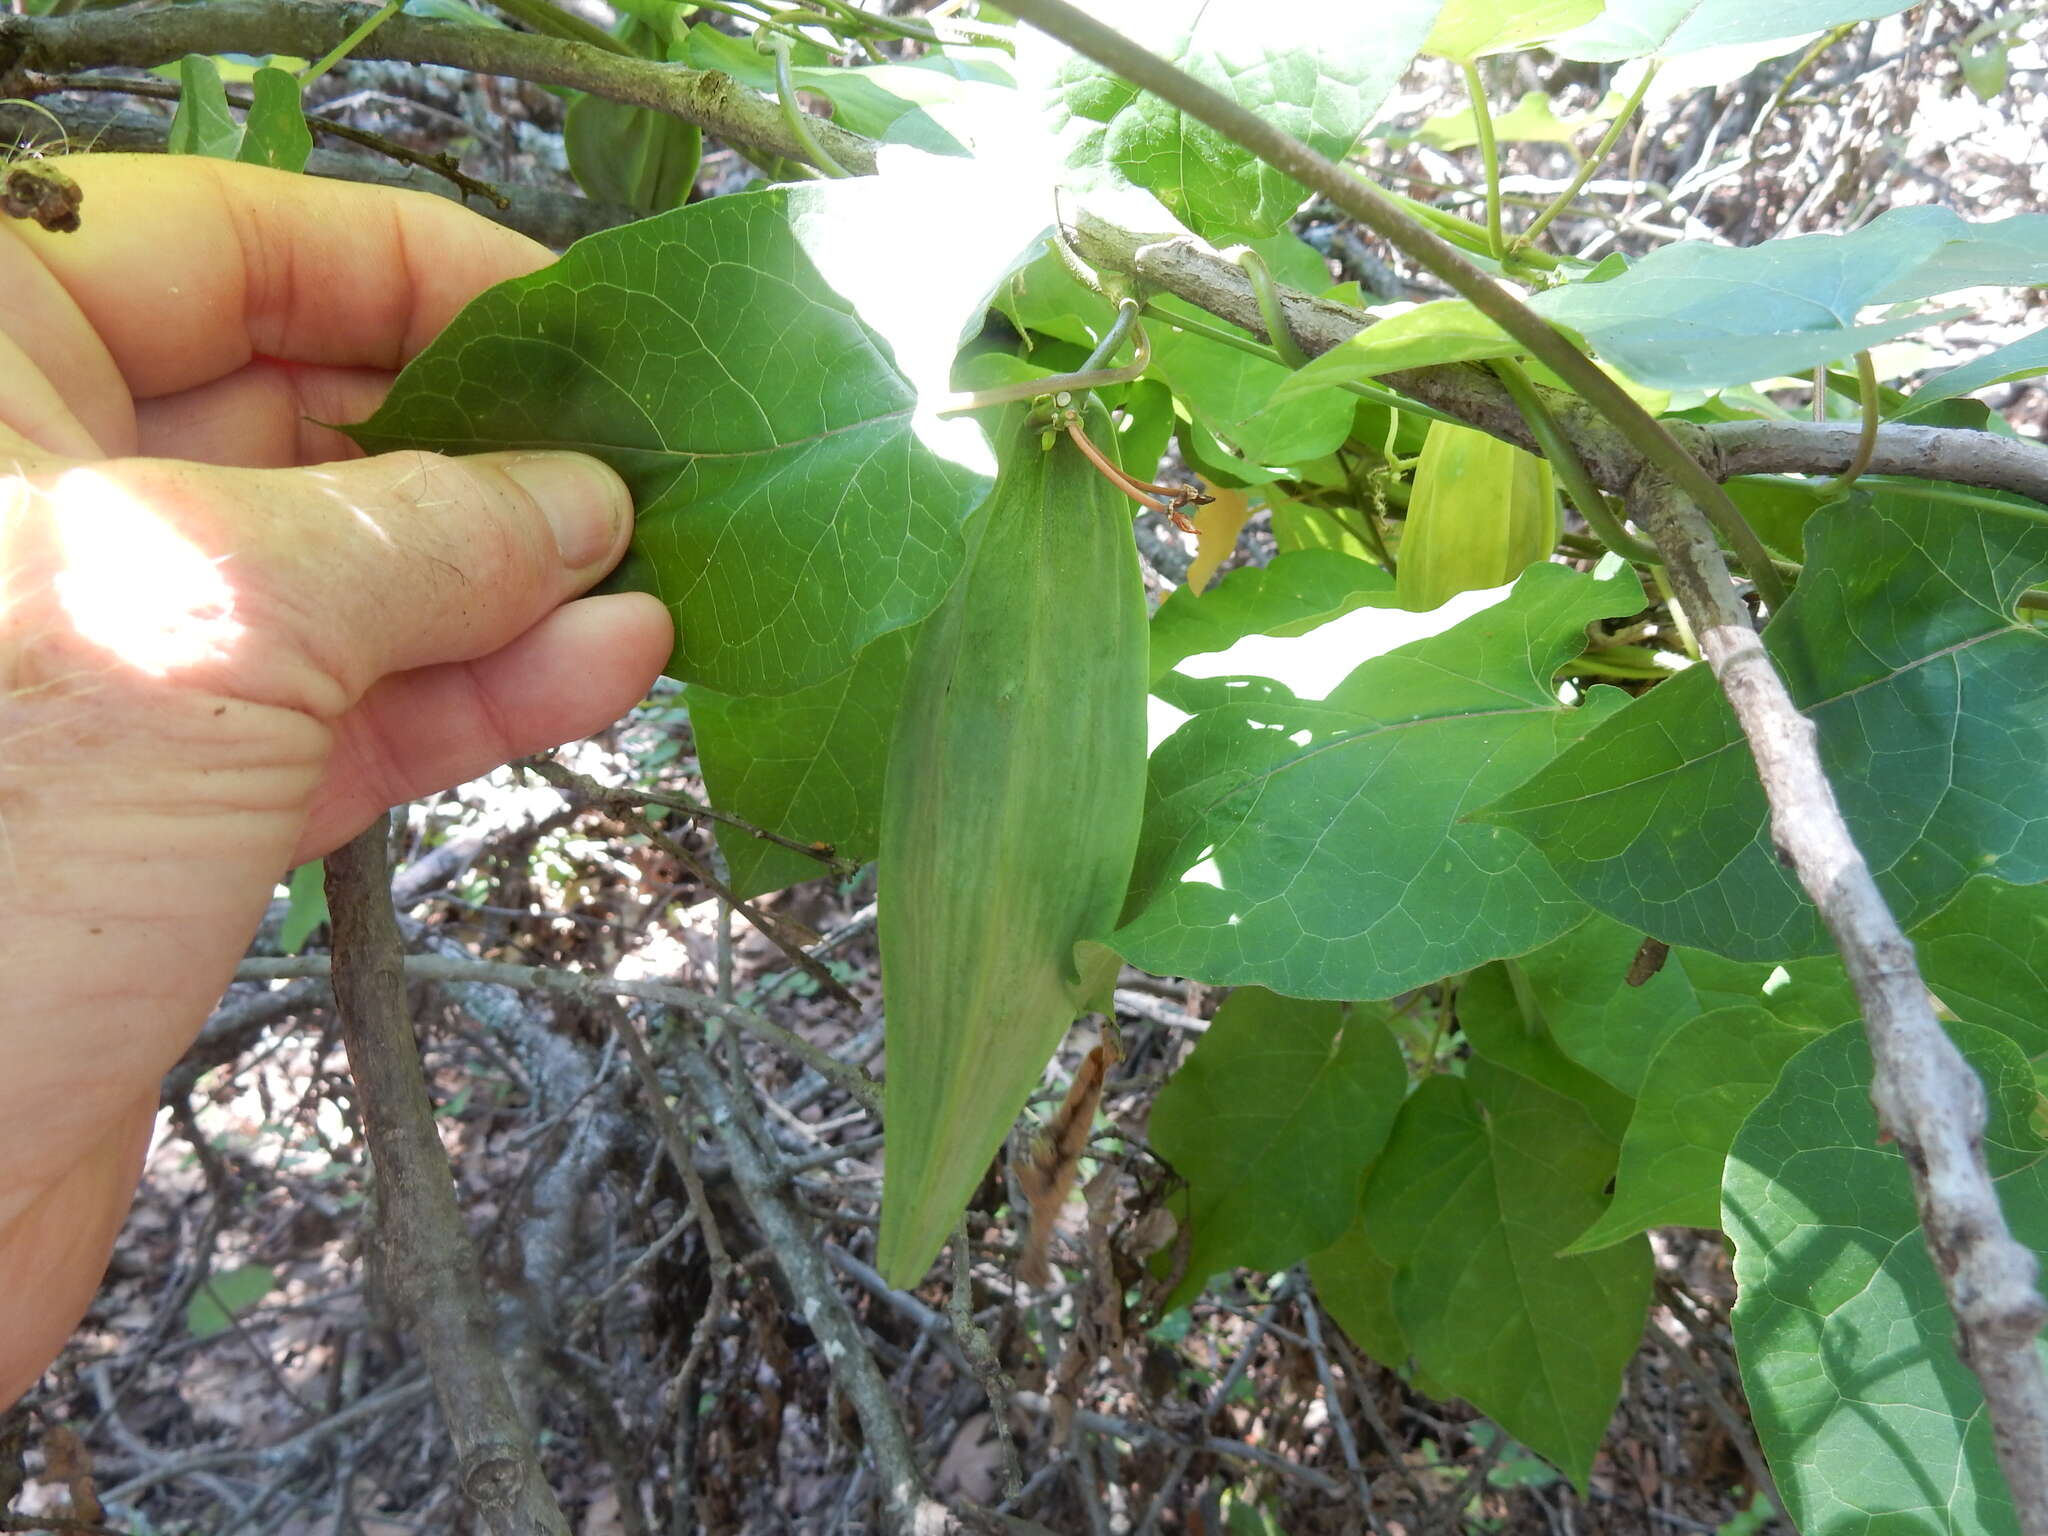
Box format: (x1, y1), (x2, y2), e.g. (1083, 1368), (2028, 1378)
(17, 154), (552, 402)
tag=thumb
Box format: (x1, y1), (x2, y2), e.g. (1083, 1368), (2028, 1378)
(44, 446), (639, 709)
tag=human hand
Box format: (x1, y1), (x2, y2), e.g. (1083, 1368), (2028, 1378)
(0, 156), (674, 1401)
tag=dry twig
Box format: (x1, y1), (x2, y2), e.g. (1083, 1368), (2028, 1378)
(324, 820), (572, 1536)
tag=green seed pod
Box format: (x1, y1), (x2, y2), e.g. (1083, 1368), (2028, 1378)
(875, 401), (1148, 1286)
(1397, 419), (1558, 612)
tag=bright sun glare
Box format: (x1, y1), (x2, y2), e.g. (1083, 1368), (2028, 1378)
(49, 466), (243, 676)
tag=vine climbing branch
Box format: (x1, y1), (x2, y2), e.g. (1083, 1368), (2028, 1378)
(1628, 477), (2048, 1530)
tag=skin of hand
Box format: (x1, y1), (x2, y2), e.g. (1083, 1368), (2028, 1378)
(0, 155), (674, 1403)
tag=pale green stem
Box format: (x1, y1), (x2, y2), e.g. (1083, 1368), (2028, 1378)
(938, 299), (1147, 412)
(300, 0), (404, 86)
(771, 36), (850, 177)
(1819, 351), (1881, 498)
(1490, 358), (1660, 564)
(1755, 23), (1855, 131)
(1650, 563), (1701, 660)
(1516, 62), (1658, 251)
(1460, 58), (1506, 259)
(1236, 246), (1307, 368)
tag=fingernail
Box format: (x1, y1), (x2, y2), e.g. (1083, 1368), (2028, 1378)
(503, 453), (630, 568)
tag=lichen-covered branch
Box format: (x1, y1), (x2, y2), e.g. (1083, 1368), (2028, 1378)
(1708, 417), (2048, 506)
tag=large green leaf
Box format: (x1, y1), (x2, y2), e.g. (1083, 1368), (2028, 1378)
(1309, 1207), (1406, 1367)
(1425, 0), (1603, 61)
(351, 176), (1048, 694)
(1270, 300), (1521, 406)
(1456, 962), (1635, 1143)
(688, 626), (914, 899)
(1117, 562), (1646, 1000)
(1484, 494), (2048, 960)
(1905, 330), (2048, 417)
(1529, 207), (2048, 390)
(1727, 1022), (2048, 1536)
(1364, 1060), (1651, 1489)
(1148, 549), (1396, 685)
(1551, 0), (1917, 61)
(1151, 989), (1405, 1305)
(1911, 876), (2048, 1059)
(1512, 911), (1857, 1095)
(1036, 0), (1447, 242)
(1565, 1005), (1816, 1252)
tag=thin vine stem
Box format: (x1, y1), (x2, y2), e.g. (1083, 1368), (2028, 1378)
(1752, 22), (1855, 138)
(1079, 295), (1142, 372)
(299, 0), (401, 87)
(771, 35), (849, 177)
(1460, 59), (1506, 259)
(1819, 350), (1881, 498)
(1000, 0), (1789, 613)
(1237, 246), (1306, 367)
(1516, 61), (1659, 252)
(1489, 358), (1660, 563)
(803, 0), (1013, 50)
(937, 297), (1147, 412)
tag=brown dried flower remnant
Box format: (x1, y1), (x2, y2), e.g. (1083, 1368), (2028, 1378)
(3, 162), (82, 233)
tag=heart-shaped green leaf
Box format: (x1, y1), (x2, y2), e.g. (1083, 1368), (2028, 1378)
(1485, 493), (2048, 959)
(1151, 988), (1405, 1306)
(351, 179), (1025, 695)
(1728, 1021), (2048, 1535)
(1364, 1059), (1651, 1490)
(1119, 561), (1644, 1000)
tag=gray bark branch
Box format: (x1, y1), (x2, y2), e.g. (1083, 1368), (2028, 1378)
(236, 950), (879, 1106)
(323, 820), (573, 1536)
(1066, 212), (2048, 509)
(5, 4), (2043, 508)
(0, 0), (878, 174)
(669, 1040), (1042, 1535)
(1632, 480), (2048, 1534)
(15, 100), (636, 246)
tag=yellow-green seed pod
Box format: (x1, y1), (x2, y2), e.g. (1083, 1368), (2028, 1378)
(875, 401), (1148, 1286)
(1397, 419), (1558, 612)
